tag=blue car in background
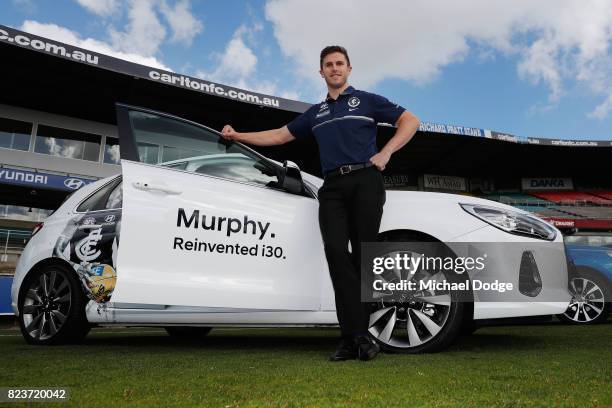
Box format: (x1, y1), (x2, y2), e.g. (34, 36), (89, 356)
(560, 236), (612, 324)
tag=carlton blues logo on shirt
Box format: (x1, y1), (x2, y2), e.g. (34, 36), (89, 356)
(348, 96), (360, 109)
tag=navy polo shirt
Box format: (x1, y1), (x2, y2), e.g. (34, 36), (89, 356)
(287, 86), (405, 175)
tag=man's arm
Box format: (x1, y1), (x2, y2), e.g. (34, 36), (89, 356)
(370, 111), (420, 171)
(221, 125), (295, 146)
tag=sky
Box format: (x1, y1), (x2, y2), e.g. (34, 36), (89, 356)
(2, 0), (612, 140)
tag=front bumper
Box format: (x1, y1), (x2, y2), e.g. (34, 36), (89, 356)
(450, 225), (571, 319)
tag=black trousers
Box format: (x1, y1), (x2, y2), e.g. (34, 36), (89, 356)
(318, 166), (386, 337)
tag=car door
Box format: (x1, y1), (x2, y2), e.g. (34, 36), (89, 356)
(111, 105), (327, 311)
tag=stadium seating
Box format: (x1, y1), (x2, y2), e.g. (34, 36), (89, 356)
(551, 206), (587, 218)
(485, 193), (550, 206)
(564, 207), (612, 219)
(588, 191), (612, 201)
(514, 205), (572, 218)
(479, 191), (612, 221)
(530, 191), (611, 205)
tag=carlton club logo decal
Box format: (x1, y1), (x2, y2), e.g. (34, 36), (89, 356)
(76, 228), (103, 262)
(348, 96), (360, 108)
(319, 102), (328, 111)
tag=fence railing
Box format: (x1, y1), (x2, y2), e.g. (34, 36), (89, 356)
(0, 229), (32, 274)
(0, 205), (53, 222)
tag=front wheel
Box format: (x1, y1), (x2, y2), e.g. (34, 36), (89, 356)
(367, 243), (471, 353)
(18, 265), (90, 345)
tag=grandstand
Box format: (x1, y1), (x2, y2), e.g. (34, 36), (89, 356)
(477, 190), (612, 231)
(530, 191), (611, 205)
(369, 124), (612, 233)
(1, 22), (611, 246)
(590, 191), (612, 200)
(514, 206), (574, 218)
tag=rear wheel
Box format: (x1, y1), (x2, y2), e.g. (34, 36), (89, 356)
(368, 238), (471, 353)
(18, 265), (90, 345)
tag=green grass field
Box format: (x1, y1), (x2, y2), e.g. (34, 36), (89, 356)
(1, 321), (610, 408)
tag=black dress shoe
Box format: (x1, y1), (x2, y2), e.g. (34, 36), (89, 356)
(329, 338), (358, 361)
(355, 335), (380, 361)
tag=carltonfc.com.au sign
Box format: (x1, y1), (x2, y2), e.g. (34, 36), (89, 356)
(0, 25), (307, 113)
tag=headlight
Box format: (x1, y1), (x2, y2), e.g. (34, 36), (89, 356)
(460, 204), (557, 241)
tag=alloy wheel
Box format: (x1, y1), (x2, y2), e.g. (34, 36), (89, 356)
(563, 277), (606, 323)
(22, 270), (72, 341)
(368, 250), (452, 349)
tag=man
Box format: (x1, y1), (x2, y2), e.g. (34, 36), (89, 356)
(221, 45), (419, 361)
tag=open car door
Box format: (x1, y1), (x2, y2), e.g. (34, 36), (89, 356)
(111, 104), (328, 311)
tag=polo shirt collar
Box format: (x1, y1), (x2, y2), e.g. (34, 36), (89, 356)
(325, 85), (355, 102)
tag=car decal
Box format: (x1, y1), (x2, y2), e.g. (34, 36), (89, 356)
(52, 210), (121, 303)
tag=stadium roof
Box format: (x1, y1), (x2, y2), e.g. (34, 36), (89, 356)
(1, 24), (611, 179)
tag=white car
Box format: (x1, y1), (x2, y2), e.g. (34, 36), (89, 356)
(11, 105), (571, 353)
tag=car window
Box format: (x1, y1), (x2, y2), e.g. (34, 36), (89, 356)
(105, 182), (122, 209)
(128, 110), (279, 187)
(188, 152), (276, 186)
(76, 179), (119, 212)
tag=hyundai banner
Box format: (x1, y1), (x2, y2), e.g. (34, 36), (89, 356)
(0, 167), (95, 191)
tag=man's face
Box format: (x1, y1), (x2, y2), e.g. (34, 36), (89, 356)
(320, 52), (351, 89)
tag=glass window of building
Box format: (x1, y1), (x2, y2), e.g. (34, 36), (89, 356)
(0, 117), (32, 151)
(103, 137), (121, 165)
(34, 125), (101, 162)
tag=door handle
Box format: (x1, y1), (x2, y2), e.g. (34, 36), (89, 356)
(133, 181), (182, 195)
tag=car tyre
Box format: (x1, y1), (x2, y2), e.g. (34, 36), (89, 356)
(18, 264), (90, 345)
(459, 319), (479, 336)
(368, 236), (472, 353)
(558, 270), (610, 324)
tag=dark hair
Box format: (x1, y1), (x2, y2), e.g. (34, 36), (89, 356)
(320, 45), (350, 69)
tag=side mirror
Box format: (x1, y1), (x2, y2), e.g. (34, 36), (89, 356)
(284, 160), (300, 172)
(279, 160), (304, 195)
